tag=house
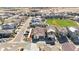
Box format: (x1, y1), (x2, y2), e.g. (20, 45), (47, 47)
(56, 27), (68, 43)
(31, 17), (42, 23)
(12, 18), (22, 26)
(30, 17), (46, 27)
(0, 30), (13, 38)
(74, 16), (79, 22)
(2, 23), (16, 30)
(46, 26), (56, 33)
(4, 16), (22, 27)
(46, 32), (56, 45)
(45, 26), (56, 45)
(57, 27), (68, 35)
(32, 27), (46, 43)
(30, 22), (46, 27)
(57, 32), (68, 44)
(67, 27), (79, 45)
(30, 17), (41, 27)
(0, 38), (11, 42)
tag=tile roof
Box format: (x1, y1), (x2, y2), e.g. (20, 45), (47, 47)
(32, 27), (46, 36)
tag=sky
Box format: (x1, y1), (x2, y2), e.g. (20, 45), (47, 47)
(0, 0), (79, 7)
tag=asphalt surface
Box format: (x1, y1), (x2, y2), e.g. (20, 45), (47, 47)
(10, 17), (32, 42)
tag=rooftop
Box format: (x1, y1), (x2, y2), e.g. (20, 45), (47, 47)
(0, 29), (13, 34)
(68, 27), (78, 32)
(57, 27), (68, 34)
(32, 27), (46, 36)
(46, 26), (56, 33)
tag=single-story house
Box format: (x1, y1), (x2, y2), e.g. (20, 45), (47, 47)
(67, 27), (79, 45)
(74, 16), (79, 22)
(2, 23), (16, 30)
(31, 27), (46, 43)
(57, 27), (68, 35)
(0, 29), (13, 38)
(46, 26), (56, 45)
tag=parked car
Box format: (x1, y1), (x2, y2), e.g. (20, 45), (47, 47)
(20, 48), (24, 51)
(24, 31), (29, 36)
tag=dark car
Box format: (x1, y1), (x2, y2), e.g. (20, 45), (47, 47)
(57, 33), (68, 44)
(20, 48), (24, 51)
(24, 31), (29, 36)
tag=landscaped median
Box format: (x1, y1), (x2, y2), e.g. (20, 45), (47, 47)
(46, 18), (78, 27)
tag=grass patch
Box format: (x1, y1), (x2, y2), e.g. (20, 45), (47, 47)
(46, 18), (78, 27)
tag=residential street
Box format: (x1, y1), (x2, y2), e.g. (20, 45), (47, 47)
(0, 17), (32, 51)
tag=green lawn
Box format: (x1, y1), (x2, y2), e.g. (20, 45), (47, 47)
(46, 18), (78, 27)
